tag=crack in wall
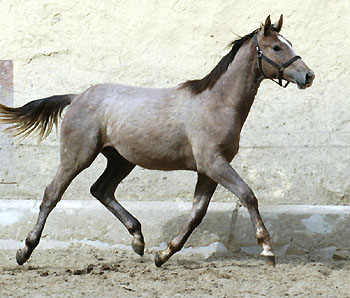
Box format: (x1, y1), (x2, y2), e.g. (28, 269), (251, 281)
(26, 51), (66, 65)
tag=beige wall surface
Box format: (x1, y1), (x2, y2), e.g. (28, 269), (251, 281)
(0, 0), (349, 205)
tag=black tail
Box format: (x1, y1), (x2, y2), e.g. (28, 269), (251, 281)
(0, 94), (76, 141)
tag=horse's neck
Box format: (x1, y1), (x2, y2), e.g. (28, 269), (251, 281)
(212, 41), (262, 127)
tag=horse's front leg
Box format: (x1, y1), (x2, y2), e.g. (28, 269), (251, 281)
(155, 174), (217, 267)
(204, 155), (275, 266)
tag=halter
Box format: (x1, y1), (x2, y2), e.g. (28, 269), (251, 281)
(253, 34), (301, 88)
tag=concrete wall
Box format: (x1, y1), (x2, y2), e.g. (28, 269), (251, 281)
(0, 1), (349, 205)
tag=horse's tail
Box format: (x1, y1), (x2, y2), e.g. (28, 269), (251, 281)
(0, 94), (76, 141)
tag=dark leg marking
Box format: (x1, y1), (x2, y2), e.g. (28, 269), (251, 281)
(90, 147), (145, 256)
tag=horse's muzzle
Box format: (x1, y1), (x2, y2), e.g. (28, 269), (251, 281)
(296, 71), (315, 89)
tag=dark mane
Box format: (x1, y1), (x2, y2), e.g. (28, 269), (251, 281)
(180, 28), (259, 95)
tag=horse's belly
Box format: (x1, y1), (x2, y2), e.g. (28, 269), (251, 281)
(130, 156), (195, 171)
(118, 149), (197, 171)
(105, 108), (196, 170)
(113, 140), (197, 171)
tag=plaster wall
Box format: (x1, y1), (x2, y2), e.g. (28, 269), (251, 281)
(0, 1), (349, 205)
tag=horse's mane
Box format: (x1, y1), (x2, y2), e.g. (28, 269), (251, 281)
(180, 28), (259, 95)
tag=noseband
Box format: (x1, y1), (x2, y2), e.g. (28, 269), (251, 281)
(253, 34), (301, 88)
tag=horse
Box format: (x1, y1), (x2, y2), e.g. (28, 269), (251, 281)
(0, 15), (314, 267)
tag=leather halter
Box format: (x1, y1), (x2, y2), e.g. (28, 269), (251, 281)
(253, 34), (301, 88)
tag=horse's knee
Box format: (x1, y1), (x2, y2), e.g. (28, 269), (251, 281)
(241, 189), (258, 209)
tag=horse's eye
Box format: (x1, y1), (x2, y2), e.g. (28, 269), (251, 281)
(273, 45), (282, 52)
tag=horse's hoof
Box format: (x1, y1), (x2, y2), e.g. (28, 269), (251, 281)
(154, 252), (165, 268)
(264, 255), (276, 267)
(131, 240), (144, 256)
(16, 249), (27, 266)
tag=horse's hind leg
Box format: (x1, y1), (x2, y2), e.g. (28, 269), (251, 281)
(16, 121), (101, 265)
(155, 174), (217, 267)
(16, 157), (98, 265)
(90, 147), (145, 256)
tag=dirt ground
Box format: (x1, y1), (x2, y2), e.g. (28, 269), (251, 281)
(1, 245), (350, 298)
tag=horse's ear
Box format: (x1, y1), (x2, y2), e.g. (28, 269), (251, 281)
(263, 15), (272, 35)
(273, 14), (283, 33)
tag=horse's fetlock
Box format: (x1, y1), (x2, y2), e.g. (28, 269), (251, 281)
(256, 227), (270, 246)
(168, 241), (180, 253)
(129, 220), (142, 235)
(25, 234), (39, 249)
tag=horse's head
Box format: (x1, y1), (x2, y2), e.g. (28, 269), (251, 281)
(254, 15), (315, 89)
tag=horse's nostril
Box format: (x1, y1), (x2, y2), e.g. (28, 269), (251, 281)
(305, 72), (314, 84)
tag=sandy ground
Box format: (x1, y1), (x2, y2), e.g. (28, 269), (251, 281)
(1, 246), (350, 298)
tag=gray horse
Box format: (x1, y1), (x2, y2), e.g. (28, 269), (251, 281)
(0, 15), (314, 267)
